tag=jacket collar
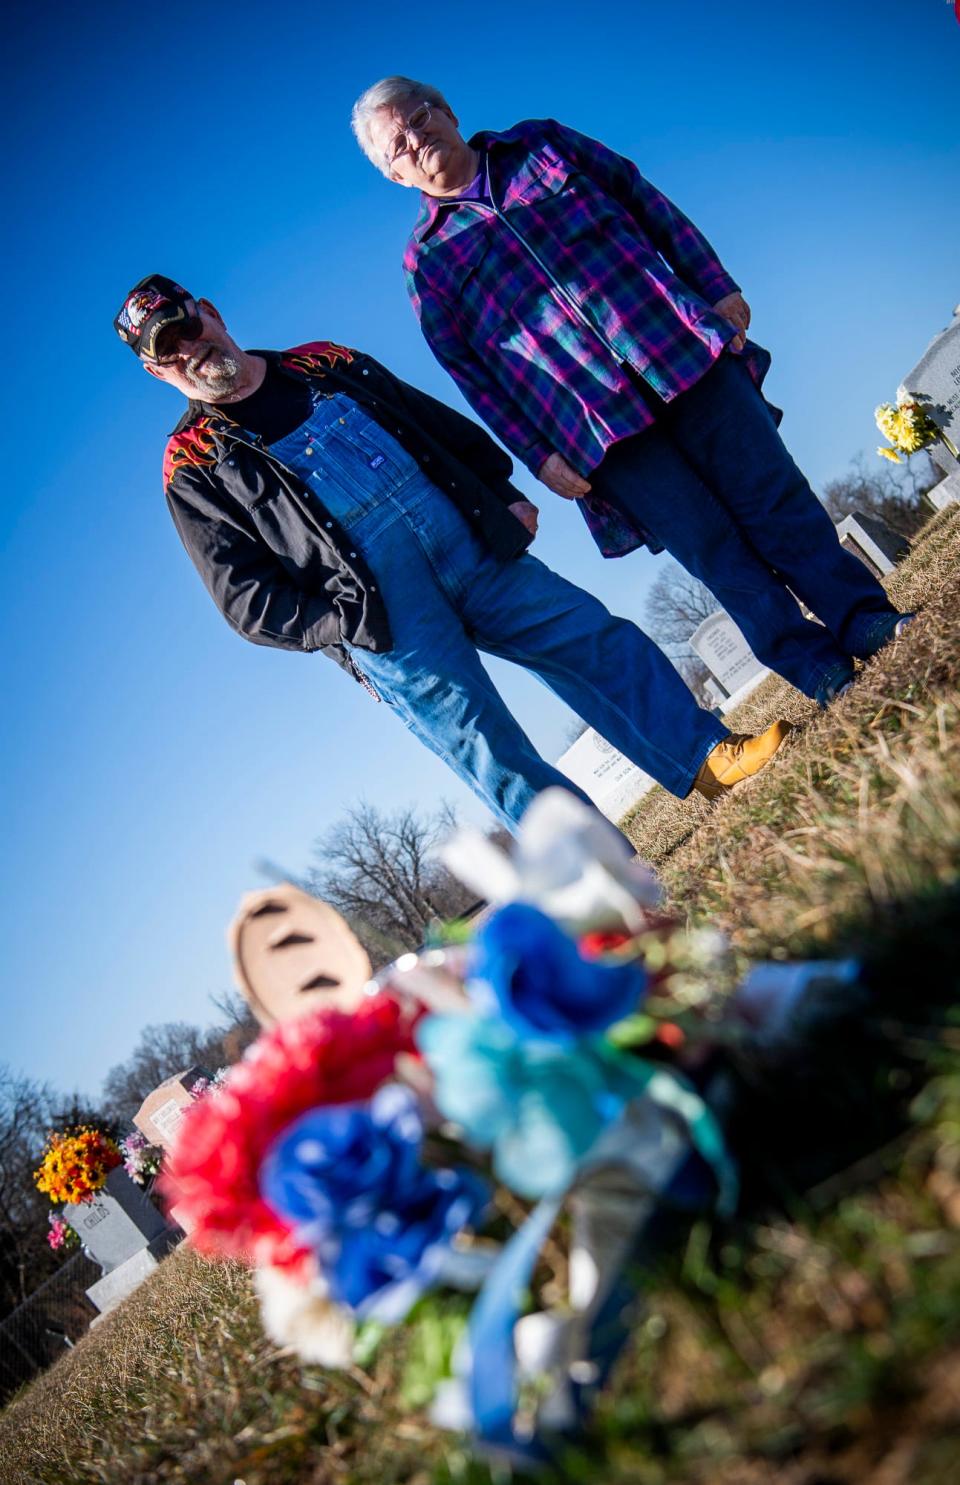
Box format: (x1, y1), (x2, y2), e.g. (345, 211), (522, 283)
(168, 349), (311, 435)
(410, 129), (498, 246)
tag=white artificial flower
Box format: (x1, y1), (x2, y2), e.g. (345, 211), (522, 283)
(441, 787), (660, 934)
(254, 1264), (355, 1367)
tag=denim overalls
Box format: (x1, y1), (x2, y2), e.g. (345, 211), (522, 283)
(269, 392), (724, 830)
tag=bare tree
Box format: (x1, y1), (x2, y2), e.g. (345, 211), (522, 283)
(644, 563), (718, 655)
(207, 989), (261, 1065)
(821, 452), (936, 538)
(101, 1021), (222, 1121)
(307, 802), (478, 963)
(643, 562), (719, 705)
(0, 1068), (59, 1311)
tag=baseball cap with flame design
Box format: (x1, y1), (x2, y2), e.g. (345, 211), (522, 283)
(113, 273), (200, 360)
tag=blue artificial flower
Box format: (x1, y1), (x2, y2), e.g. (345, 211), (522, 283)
(469, 902), (646, 1040)
(416, 1014), (657, 1199)
(259, 1084), (489, 1321)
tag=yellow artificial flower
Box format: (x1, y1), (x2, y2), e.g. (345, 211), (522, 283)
(34, 1127), (122, 1204)
(875, 398), (943, 461)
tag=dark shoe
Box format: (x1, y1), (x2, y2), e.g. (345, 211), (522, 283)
(861, 611), (916, 658)
(692, 720), (793, 801)
(814, 663), (857, 709)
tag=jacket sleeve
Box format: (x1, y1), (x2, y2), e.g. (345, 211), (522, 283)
(361, 354), (525, 507)
(546, 119), (740, 305)
(165, 469), (341, 652)
(406, 266), (555, 478)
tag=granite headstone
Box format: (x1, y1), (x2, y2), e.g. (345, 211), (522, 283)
(64, 1166), (168, 1274)
(835, 512), (910, 579)
(898, 305), (960, 477)
(133, 1067), (211, 1152)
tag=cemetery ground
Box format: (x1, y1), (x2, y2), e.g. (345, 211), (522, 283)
(2, 507), (959, 1485)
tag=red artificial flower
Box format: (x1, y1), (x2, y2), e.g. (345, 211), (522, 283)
(161, 995), (419, 1274)
(578, 930), (633, 959)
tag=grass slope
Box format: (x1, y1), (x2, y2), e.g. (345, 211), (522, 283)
(3, 510), (959, 1485)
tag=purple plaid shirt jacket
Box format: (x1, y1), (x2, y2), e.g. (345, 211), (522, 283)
(404, 118), (774, 557)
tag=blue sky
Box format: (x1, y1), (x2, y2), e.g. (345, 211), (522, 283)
(2, 0), (957, 1098)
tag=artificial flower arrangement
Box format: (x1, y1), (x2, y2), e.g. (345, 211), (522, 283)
(163, 790), (858, 1460)
(34, 1126), (123, 1206)
(119, 1130), (163, 1186)
(875, 395), (959, 464)
(46, 1211), (79, 1252)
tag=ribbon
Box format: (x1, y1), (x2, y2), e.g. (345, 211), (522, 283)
(465, 1067), (736, 1458)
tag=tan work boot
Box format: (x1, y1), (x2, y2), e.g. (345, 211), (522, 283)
(692, 720), (793, 801)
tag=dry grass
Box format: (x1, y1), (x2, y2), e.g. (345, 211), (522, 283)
(621, 504), (960, 964)
(0, 1245), (450, 1485)
(3, 505), (959, 1485)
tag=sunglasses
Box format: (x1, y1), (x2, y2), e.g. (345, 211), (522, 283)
(148, 310), (204, 364)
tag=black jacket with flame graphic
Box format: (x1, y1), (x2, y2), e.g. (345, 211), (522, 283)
(162, 341), (529, 685)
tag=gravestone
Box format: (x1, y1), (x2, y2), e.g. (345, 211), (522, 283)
(835, 512), (910, 579)
(85, 1245), (169, 1318)
(134, 1067), (214, 1241)
(925, 472), (960, 511)
(133, 1066), (211, 1152)
(229, 885), (373, 1028)
(64, 1166), (168, 1272)
(556, 730), (655, 822)
(64, 1166), (175, 1316)
(689, 612), (766, 699)
(898, 305), (960, 477)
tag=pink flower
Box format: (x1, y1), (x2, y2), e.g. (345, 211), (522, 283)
(47, 1213), (70, 1250)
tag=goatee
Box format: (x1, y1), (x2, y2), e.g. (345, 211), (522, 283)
(184, 348), (243, 398)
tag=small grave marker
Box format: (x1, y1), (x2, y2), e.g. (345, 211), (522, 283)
(556, 730), (655, 821)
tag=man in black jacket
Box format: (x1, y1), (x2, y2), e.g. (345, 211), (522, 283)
(114, 274), (790, 830)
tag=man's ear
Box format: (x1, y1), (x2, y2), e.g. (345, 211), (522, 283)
(197, 297), (223, 324)
(142, 359), (165, 381)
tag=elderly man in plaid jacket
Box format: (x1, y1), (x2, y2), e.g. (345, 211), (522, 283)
(352, 77), (911, 709)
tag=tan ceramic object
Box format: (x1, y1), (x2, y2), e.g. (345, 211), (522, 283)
(229, 884), (373, 1028)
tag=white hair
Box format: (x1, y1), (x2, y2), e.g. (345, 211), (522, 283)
(351, 75), (453, 175)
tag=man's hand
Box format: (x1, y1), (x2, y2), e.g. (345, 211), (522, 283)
(538, 452), (592, 499)
(713, 291), (751, 353)
(508, 500), (540, 537)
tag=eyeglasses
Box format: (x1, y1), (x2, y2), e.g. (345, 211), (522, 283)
(384, 103), (433, 167)
(149, 311), (203, 364)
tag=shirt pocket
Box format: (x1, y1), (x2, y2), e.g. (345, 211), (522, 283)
(316, 407), (414, 494)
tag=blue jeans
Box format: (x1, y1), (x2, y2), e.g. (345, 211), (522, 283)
(270, 394), (726, 830)
(591, 355), (900, 701)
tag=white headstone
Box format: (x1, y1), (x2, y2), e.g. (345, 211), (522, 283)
(556, 730), (655, 821)
(898, 306), (960, 475)
(689, 612), (766, 695)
